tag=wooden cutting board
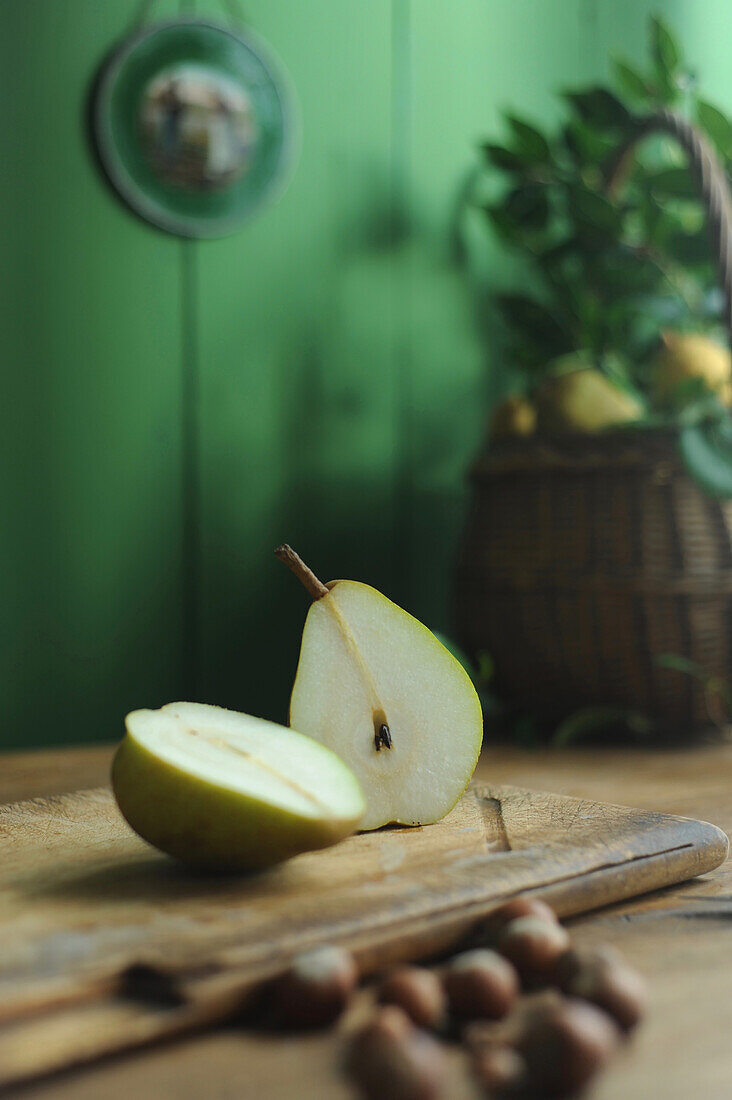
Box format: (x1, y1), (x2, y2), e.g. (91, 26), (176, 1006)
(0, 782), (726, 1090)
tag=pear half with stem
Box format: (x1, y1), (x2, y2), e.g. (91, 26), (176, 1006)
(112, 702), (365, 870)
(278, 546), (483, 830)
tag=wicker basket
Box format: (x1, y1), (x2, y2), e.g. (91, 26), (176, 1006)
(455, 431), (732, 732)
(454, 110), (732, 736)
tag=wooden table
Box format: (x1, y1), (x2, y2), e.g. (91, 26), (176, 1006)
(3, 741), (731, 1099)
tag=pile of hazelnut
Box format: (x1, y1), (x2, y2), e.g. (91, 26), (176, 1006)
(267, 897), (647, 1098)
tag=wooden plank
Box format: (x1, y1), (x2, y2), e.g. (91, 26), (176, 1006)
(0, 780), (724, 1089)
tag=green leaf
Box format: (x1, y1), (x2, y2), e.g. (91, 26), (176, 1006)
(667, 378), (721, 416)
(502, 184), (550, 229)
(630, 292), (689, 326)
(656, 654), (732, 716)
(646, 16), (682, 104)
(656, 653), (711, 680)
(613, 58), (652, 101)
(651, 16), (680, 80)
(496, 294), (571, 354)
(506, 339), (547, 371)
(647, 167), (698, 200)
(506, 114), (551, 164)
(696, 99), (732, 159)
(432, 632), (477, 679)
(567, 184), (623, 242)
(535, 236), (578, 268)
(590, 245), (663, 298)
(679, 416), (732, 498)
(562, 121), (618, 166)
(483, 144), (525, 172)
(563, 87), (632, 130)
(475, 652), (494, 685)
(680, 392), (728, 427)
(599, 351), (635, 390)
(553, 707), (654, 746)
(483, 204), (517, 239)
(512, 713), (542, 748)
(665, 228), (711, 267)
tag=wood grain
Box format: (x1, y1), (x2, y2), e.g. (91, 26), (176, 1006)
(0, 779), (725, 1091)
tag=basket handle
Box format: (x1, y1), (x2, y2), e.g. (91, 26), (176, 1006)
(603, 108), (732, 346)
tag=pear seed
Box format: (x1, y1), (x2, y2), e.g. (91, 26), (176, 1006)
(375, 723), (393, 752)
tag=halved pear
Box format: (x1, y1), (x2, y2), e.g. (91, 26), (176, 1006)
(112, 702), (365, 870)
(278, 547), (483, 830)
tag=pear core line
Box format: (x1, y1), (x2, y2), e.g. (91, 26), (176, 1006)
(184, 727), (330, 812)
(275, 544), (394, 752)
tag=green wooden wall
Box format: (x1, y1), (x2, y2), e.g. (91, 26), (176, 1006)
(1, 0), (725, 748)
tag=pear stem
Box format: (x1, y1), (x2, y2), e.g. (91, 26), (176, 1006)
(275, 545), (330, 601)
(277, 544), (393, 751)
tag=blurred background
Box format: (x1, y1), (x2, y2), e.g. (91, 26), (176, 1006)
(4, 0), (732, 749)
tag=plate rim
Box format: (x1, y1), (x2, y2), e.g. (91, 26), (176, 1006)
(94, 16), (299, 238)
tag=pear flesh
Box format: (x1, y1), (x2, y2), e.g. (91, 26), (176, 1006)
(288, 578), (484, 831)
(112, 703), (365, 870)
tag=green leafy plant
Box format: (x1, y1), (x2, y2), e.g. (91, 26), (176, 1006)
(434, 633), (501, 721)
(482, 16), (726, 373)
(656, 653), (732, 728)
(479, 15), (732, 496)
(435, 632), (658, 746)
(552, 707), (655, 747)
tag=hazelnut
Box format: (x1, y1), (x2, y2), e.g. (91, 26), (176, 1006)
(474, 896), (559, 945)
(378, 966), (447, 1030)
(461, 1018), (504, 1052)
(515, 996), (621, 1095)
(272, 944), (357, 1028)
(462, 992), (556, 1053)
(443, 949), (519, 1020)
(497, 916), (570, 985)
(346, 1005), (447, 1100)
(471, 1045), (528, 1096)
(555, 946), (647, 1031)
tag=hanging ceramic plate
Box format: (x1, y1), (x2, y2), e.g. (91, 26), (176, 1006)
(95, 19), (297, 237)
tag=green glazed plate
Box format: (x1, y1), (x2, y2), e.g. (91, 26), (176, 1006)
(95, 19), (297, 237)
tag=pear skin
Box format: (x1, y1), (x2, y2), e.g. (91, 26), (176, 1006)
(491, 395), (537, 439)
(652, 331), (732, 406)
(537, 367), (643, 434)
